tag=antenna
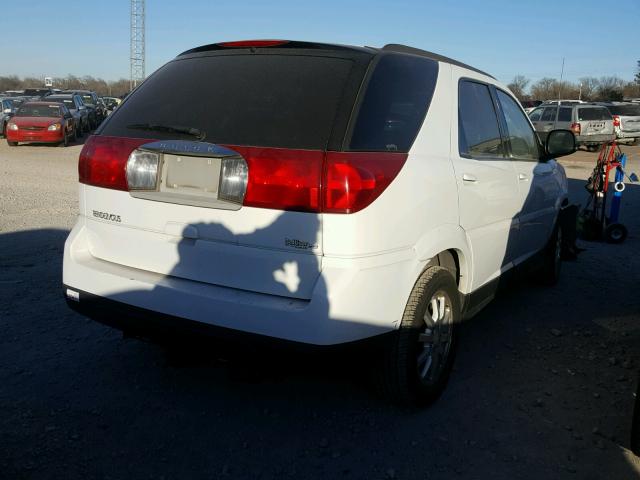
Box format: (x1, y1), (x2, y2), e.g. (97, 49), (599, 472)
(130, 0), (146, 91)
(558, 57), (565, 101)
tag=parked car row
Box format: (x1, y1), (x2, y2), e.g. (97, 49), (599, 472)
(527, 101), (639, 150)
(0, 88), (120, 147)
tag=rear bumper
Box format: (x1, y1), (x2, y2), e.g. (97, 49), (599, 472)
(616, 130), (639, 139)
(6, 129), (64, 143)
(63, 220), (415, 346)
(575, 133), (615, 145)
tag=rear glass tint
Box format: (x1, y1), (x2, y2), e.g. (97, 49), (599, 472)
(348, 54), (438, 152)
(607, 104), (640, 116)
(101, 54), (358, 150)
(578, 107), (612, 121)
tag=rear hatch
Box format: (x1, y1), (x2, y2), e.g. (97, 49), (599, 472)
(576, 106), (614, 136)
(80, 43), (373, 300)
(609, 104), (640, 134)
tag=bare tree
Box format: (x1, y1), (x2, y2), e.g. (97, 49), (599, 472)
(507, 75), (530, 100)
(597, 76), (625, 101)
(578, 77), (599, 101)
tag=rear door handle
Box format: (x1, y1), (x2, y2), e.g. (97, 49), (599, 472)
(462, 173), (477, 183)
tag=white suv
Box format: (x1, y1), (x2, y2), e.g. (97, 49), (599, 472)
(63, 40), (575, 405)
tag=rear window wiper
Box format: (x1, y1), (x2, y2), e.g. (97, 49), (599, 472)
(126, 123), (206, 141)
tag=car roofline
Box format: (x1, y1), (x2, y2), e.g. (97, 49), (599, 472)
(177, 39), (495, 79)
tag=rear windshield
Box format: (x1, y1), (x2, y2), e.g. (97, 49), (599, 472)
(578, 107), (612, 121)
(47, 98), (75, 108)
(607, 104), (640, 116)
(102, 54), (359, 150)
(17, 105), (61, 117)
(348, 54), (438, 152)
(81, 95), (94, 105)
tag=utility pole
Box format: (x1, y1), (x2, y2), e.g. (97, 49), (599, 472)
(130, 0), (146, 91)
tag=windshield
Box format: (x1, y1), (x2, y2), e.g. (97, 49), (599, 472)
(607, 104), (640, 116)
(17, 104), (62, 117)
(81, 95), (95, 105)
(578, 107), (612, 121)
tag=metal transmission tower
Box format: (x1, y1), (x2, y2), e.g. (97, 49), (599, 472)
(130, 0), (146, 90)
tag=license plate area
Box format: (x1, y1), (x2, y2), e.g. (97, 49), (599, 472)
(161, 154), (221, 200)
(589, 122), (604, 130)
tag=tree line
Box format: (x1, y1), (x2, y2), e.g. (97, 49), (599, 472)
(508, 70), (640, 102)
(0, 75), (131, 98)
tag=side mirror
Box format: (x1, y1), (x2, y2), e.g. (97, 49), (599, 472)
(79, 105), (86, 110)
(542, 129), (576, 161)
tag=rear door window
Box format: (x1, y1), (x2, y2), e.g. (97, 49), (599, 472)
(496, 90), (539, 161)
(458, 80), (505, 158)
(557, 107), (572, 122)
(541, 107), (557, 122)
(578, 107), (612, 121)
(101, 53), (364, 150)
(347, 54), (438, 152)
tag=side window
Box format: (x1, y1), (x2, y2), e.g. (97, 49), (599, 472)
(541, 107), (557, 122)
(496, 90), (540, 161)
(458, 80), (505, 158)
(558, 107), (572, 122)
(529, 108), (543, 122)
(348, 54), (438, 152)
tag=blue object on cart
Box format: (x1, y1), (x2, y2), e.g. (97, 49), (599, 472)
(609, 153), (626, 223)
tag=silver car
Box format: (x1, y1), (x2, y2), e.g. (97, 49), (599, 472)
(598, 102), (640, 144)
(529, 103), (614, 151)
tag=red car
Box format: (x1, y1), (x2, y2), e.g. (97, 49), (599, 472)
(6, 101), (76, 147)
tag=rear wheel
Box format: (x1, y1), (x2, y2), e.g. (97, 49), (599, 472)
(377, 266), (459, 406)
(7, 140), (17, 146)
(538, 223), (562, 285)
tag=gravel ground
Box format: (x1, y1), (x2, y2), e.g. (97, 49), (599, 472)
(1, 139), (640, 479)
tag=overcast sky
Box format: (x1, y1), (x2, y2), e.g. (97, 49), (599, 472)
(2, 0), (638, 84)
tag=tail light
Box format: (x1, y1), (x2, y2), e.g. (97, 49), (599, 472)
(80, 136), (407, 214)
(323, 152), (407, 213)
(613, 115), (620, 127)
(79, 135), (150, 190)
(570, 123), (581, 135)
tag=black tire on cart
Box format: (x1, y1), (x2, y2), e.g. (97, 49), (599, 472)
(377, 266), (459, 406)
(604, 223), (627, 244)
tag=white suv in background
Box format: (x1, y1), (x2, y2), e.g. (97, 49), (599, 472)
(63, 40), (575, 405)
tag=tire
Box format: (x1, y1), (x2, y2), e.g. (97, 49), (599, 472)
(59, 132), (69, 147)
(377, 266), (459, 406)
(605, 223), (627, 244)
(538, 223), (562, 285)
(7, 140), (17, 146)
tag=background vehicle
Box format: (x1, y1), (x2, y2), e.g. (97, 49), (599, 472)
(597, 102), (640, 145)
(6, 101), (75, 147)
(44, 93), (90, 136)
(67, 90), (102, 127)
(541, 99), (586, 106)
(529, 103), (614, 150)
(63, 40), (574, 405)
(520, 99), (542, 113)
(0, 98), (15, 137)
(102, 96), (121, 111)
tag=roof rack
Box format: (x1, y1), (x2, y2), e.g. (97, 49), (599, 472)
(382, 44), (495, 79)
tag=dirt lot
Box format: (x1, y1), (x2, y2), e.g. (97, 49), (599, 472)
(1, 139), (640, 480)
